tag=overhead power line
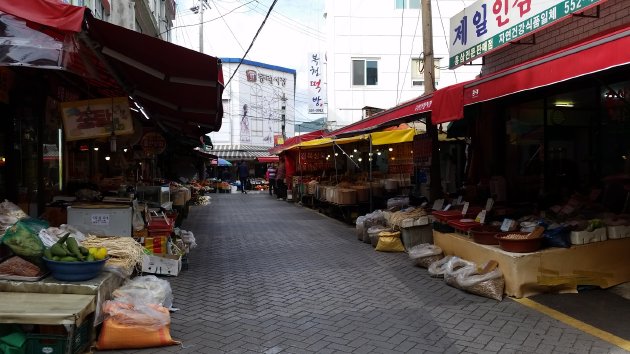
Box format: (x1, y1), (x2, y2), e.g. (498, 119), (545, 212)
(225, 0), (279, 86)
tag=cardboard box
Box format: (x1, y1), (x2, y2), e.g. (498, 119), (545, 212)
(142, 254), (181, 276)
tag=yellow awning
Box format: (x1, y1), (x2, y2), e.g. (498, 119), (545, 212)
(370, 128), (415, 146)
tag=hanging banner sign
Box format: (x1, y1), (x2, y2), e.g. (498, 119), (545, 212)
(60, 97), (133, 141)
(449, 0), (608, 69)
(140, 132), (167, 155)
(308, 52), (327, 114)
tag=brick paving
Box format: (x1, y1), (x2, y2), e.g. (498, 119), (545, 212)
(106, 193), (628, 354)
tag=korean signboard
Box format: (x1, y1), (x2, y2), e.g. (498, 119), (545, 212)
(308, 52), (326, 114)
(449, 0), (607, 68)
(60, 97), (133, 141)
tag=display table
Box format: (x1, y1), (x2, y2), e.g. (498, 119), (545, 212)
(433, 231), (630, 298)
(0, 271), (123, 325)
(0, 292), (95, 325)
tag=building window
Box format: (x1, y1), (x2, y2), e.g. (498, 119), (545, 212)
(352, 59), (378, 86)
(395, 0), (420, 9)
(93, 0), (105, 19)
(411, 58), (441, 86)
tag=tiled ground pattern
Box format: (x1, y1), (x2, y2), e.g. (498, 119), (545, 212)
(103, 193), (627, 354)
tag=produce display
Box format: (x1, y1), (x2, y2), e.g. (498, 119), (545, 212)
(43, 233), (108, 262)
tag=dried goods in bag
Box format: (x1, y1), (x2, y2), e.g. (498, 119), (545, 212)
(408, 244), (443, 268)
(375, 231), (405, 252)
(456, 261), (505, 301)
(427, 255), (455, 278)
(443, 257), (476, 289)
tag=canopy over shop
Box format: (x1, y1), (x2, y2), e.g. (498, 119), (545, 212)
(0, 0), (225, 215)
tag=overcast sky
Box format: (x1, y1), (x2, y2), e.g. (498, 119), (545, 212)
(171, 0), (327, 126)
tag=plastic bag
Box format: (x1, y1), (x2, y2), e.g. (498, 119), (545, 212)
(368, 226), (392, 247)
(1, 218), (48, 257)
(0, 199), (28, 220)
(356, 216), (366, 241)
(443, 257), (476, 289)
(408, 244), (444, 268)
(456, 262), (505, 301)
(542, 225), (571, 248)
(374, 232), (405, 252)
(428, 255), (454, 278)
(132, 200), (145, 232)
(102, 300), (171, 328)
(112, 275), (174, 309)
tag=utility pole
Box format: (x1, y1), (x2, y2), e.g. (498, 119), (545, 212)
(191, 0), (209, 53)
(281, 93), (287, 140)
(421, 0), (442, 201)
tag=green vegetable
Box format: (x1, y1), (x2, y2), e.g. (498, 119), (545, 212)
(56, 233), (70, 245)
(43, 248), (53, 259)
(52, 256), (60, 261)
(1, 220), (45, 257)
(86, 254), (95, 262)
(50, 244), (68, 257)
(59, 256), (78, 262)
(66, 237), (84, 261)
(79, 246), (89, 256)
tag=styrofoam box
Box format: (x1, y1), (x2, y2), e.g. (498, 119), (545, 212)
(142, 254), (181, 276)
(607, 225), (630, 239)
(67, 206), (132, 236)
(570, 227), (607, 245)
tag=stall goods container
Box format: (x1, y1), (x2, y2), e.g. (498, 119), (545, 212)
(67, 206), (132, 237)
(570, 228), (607, 245)
(338, 189), (357, 205)
(351, 185), (369, 202)
(607, 225), (630, 239)
(401, 224), (433, 250)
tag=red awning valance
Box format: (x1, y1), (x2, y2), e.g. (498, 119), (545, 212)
(463, 25), (630, 106)
(329, 94), (433, 136)
(431, 82), (467, 124)
(0, 0), (224, 139)
(257, 156), (279, 163)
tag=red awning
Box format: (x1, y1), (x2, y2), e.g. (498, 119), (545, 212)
(432, 82), (467, 124)
(85, 17), (224, 136)
(268, 129), (326, 154)
(463, 25), (630, 106)
(329, 94), (433, 136)
(257, 156), (279, 163)
(0, 0), (224, 138)
(0, 0), (85, 32)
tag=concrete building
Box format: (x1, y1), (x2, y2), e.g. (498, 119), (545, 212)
(63, 0), (175, 41)
(211, 58), (296, 148)
(324, 0), (481, 128)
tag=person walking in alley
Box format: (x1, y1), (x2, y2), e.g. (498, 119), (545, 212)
(266, 163), (277, 196)
(237, 160), (249, 194)
(275, 159), (286, 200)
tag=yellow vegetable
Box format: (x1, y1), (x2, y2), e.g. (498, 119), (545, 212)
(95, 247), (108, 260)
(89, 247), (98, 255)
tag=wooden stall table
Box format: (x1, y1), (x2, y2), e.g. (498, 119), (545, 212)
(434, 231), (630, 298)
(0, 292), (95, 353)
(0, 271), (124, 325)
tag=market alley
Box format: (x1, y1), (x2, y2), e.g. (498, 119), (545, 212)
(112, 193), (626, 354)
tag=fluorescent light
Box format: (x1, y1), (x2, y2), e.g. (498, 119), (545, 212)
(554, 102), (574, 107)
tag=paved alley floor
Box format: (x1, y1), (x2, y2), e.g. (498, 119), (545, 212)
(108, 193), (628, 354)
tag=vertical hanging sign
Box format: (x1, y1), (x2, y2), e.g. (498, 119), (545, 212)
(308, 53), (326, 114)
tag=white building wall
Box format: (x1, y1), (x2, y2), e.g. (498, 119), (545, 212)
(210, 61), (296, 148)
(325, 0), (481, 128)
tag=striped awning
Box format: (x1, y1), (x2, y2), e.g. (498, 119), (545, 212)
(210, 145), (271, 161)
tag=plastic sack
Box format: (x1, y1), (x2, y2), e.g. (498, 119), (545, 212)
(97, 301), (179, 349)
(456, 263), (505, 301)
(356, 216), (366, 241)
(386, 197), (409, 210)
(542, 225), (571, 248)
(112, 275), (174, 309)
(375, 233), (405, 252)
(443, 257), (476, 289)
(0, 199), (28, 220)
(368, 226), (392, 247)
(408, 244), (444, 268)
(101, 301), (171, 328)
(132, 200), (145, 232)
(1, 218), (48, 257)
(428, 255), (454, 278)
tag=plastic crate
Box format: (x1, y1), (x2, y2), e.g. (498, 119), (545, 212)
(26, 316), (92, 354)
